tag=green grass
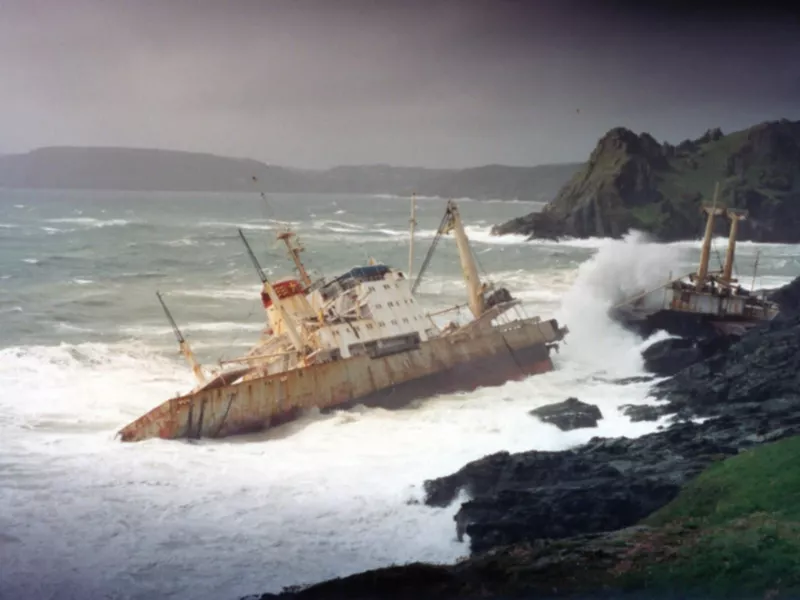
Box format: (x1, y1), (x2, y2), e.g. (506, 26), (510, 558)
(647, 436), (800, 526)
(616, 435), (800, 597)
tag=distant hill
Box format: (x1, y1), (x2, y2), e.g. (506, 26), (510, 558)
(492, 119), (800, 242)
(0, 147), (310, 193)
(419, 164), (581, 202)
(0, 146), (581, 201)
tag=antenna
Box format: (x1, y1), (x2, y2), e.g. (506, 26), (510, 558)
(238, 228), (268, 283)
(251, 175), (276, 221)
(157, 291), (184, 343)
(408, 192), (417, 287)
(751, 249), (761, 291)
(155, 291), (206, 385)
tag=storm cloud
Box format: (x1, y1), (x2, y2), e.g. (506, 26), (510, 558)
(0, 0), (798, 167)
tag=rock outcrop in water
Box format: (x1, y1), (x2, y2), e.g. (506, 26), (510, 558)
(639, 334), (736, 377)
(528, 397), (603, 431)
(492, 119), (800, 243)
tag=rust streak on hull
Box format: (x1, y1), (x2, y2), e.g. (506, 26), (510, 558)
(118, 318), (563, 443)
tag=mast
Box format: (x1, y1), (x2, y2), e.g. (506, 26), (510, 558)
(156, 291), (206, 385)
(238, 229), (306, 354)
(722, 208), (747, 284)
(695, 182), (724, 291)
(277, 229), (312, 287)
(441, 200), (485, 319)
(751, 249), (761, 291)
(408, 193), (417, 285)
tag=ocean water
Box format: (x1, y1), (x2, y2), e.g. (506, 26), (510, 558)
(1, 189), (798, 600)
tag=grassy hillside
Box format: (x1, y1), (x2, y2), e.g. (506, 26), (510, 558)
(619, 435), (800, 596)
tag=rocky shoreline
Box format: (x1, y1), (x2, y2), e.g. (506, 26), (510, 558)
(244, 277), (800, 600)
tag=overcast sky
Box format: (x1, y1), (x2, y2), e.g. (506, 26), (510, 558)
(0, 0), (798, 168)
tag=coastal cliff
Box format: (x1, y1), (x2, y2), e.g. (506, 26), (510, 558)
(492, 119), (800, 243)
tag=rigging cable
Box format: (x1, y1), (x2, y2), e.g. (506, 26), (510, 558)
(411, 207), (451, 295)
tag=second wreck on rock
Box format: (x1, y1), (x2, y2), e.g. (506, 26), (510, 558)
(611, 182), (780, 338)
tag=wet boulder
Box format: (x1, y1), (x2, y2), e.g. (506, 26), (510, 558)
(641, 334), (736, 377)
(529, 397), (603, 431)
(620, 403), (664, 423)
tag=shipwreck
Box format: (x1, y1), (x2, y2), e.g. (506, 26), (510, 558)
(611, 182), (780, 338)
(118, 199), (569, 442)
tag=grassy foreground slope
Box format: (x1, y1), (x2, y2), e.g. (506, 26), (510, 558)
(620, 434), (800, 596)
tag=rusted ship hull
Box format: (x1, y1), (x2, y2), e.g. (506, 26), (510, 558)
(118, 317), (566, 442)
(610, 306), (766, 339)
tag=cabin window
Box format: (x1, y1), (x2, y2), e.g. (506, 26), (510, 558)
(366, 323), (374, 330)
(388, 301), (394, 307)
(375, 304), (382, 309)
(402, 318), (409, 323)
(378, 321), (385, 327)
(383, 284), (391, 290)
(391, 319), (398, 325)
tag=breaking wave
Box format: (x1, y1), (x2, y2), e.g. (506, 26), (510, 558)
(45, 217), (138, 228)
(0, 337), (661, 599)
(555, 231), (689, 376)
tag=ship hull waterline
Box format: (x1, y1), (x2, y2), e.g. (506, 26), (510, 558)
(610, 306), (774, 339)
(118, 318), (566, 443)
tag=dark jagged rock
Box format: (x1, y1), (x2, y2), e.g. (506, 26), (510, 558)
(424, 409), (800, 555)
(619, 404), (664, 422)
(492, 119), (800, 243)
(767, 275), (800, 317)
(652, 314), (800, 420)
(641, 334), (736, 377)
(529, 397), (603, 431)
